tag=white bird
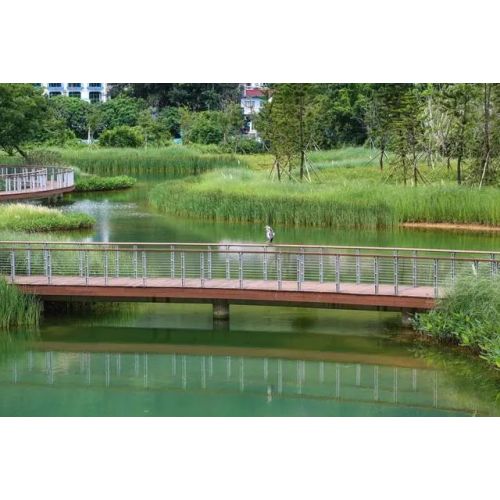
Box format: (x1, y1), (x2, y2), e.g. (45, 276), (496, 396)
(265, 225), (275, 244)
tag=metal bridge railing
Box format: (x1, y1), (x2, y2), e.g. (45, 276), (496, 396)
(0, 165), (74, 195)
(1, 242), (498, 297)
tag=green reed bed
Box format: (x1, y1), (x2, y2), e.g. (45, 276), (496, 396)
(74, 174), (136, 192)
(149, 169), (500, 228)
(413, 277), (500, 368)
(58, 146), (243, 176)
(0, 277), (40, 329)
(0, 204), (94, 232)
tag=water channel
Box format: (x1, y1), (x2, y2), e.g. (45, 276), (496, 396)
(1, 175), (500, 416)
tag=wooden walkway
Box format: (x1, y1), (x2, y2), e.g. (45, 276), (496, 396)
(13, 275), (436, 312)
(4, 240), (498, 316)
(0, 180), (74, 201)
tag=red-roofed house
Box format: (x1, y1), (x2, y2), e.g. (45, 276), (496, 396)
(240, 83), (267, 136)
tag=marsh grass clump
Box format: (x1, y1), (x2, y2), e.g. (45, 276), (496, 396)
(0, 204), (94, 232)
(0, 277), (40, 329)
(413, 277), (500, 368)
(149, 169), (500, 228)
(58, 146), (243, 176)
(74, 174), (136, 192)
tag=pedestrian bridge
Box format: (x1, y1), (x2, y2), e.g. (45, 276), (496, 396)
(2, 241), (498, 319)
(0, 165), (75, 201)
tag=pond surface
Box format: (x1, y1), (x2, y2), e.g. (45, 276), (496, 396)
(1, 176), (500, 416)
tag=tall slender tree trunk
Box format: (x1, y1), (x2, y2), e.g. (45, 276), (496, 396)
(379, 143), (385, 170)
(457, 155), (462, 185)
(479, 84), (491, 188)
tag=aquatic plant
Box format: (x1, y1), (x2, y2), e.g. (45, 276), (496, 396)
(0, 277), (40, 329)
(0, 204), (94, 232)
(74, 174), (136, 192)
(149, 168), (500, 228)
(413, 276), (500, 368)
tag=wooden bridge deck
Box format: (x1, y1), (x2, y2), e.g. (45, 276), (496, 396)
(0, 181), (74, 201)
(13, 275), (436, 311)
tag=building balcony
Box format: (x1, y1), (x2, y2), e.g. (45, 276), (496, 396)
(47, 84), (64, 91)
(88, 83), (103, 91)
(67, 83), (82, 91)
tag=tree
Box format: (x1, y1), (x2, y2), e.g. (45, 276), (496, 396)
(98, 96), (146, 130)
(110, 83), (241, 111)
(440, 84), (479, 184)
(256, 84), (320, 181)
(138, 109), (171, 146)
(48, 95), (91, 139)
(0, 84), (50, 157)
(99, 126), (145, 147)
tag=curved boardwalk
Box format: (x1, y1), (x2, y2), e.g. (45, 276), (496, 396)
(0, 165), (75, 201)
(2, 241), (498, 316)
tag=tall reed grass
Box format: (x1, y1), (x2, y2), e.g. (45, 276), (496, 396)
(0, 204), (95, 232)
(58, 146), (243, 176)
(149, 169), (500, 228)
(0, 277), (40, 329)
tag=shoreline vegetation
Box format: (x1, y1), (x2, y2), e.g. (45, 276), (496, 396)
(0, 277), (40, 329)
(0, 204), (94, 232)
(413, 277), (500, 368)
(74, 174), (136, 192)
(149, 167), (500, 229)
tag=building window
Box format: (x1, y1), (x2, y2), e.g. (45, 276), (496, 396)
(69, 92), (81, 98)
(49, 92), (61, 97)
(244, 99), (254, 108)
(89, 83), (101, 88)
(48, 83), (62, 87)
(89, 91), (101, 103)
(68, 83), (81, 88)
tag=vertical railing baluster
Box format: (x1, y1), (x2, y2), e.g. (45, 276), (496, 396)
(355, 248), (361, 284)
(335, 254), (340, 292)
(374, 256), (379, 294)
(115, 246), (120, 278)
(393, 251), (399, 295)
(207, 246), (212, 280)
(412, 250), (417, 287)
(85, 250), (89, 285)
(47, 248), (52, 285)
(200, 252), (205, 288)
(296, 254), (301, 291)
(226, 245), (230, 280)
(434, 259), (439, 298)
(26, 244), (31, 277)
(451, 252), (456, 284)
(263, 247), (268, 281)
(170, 245), (175, 278)
(79, 247), (83, 279)
(277, 252), (282, 290)
(104, 250), (109, 285)
(133, 245), (138, 279)
(319, 248), (324, 284)
(10, 249), (15, 283)
(142, 251), (147, 286)
(181, 252), (185, 286)
(238, 252), (243, 289)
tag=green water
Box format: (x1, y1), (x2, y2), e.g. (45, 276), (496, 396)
(1, 177), (500, 416)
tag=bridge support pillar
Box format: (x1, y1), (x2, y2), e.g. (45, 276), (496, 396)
(213, 300), (230, 321)
(401, 310), (414, 328)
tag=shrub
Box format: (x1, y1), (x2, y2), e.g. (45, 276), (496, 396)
(99, 126), (145, 148)
(220, 137), (266, 154)
(413, 277), (500, 368)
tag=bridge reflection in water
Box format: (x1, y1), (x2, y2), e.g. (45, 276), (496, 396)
(0, 348), (479, 416)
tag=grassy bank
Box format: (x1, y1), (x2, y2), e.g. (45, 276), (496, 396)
(149, 169), (500, 228)
(413, 277), (500, 368)
(57, 146), (243, 176)
(74, 174), (136, 192)
(0, 204), (94, 232)
(0, 278), (40, 329)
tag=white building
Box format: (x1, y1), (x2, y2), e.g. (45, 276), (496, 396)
(39, 83), (108, 103)
(240, 83), (267, 135)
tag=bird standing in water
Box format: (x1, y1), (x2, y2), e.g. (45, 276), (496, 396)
(265, 225), (275, 244)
